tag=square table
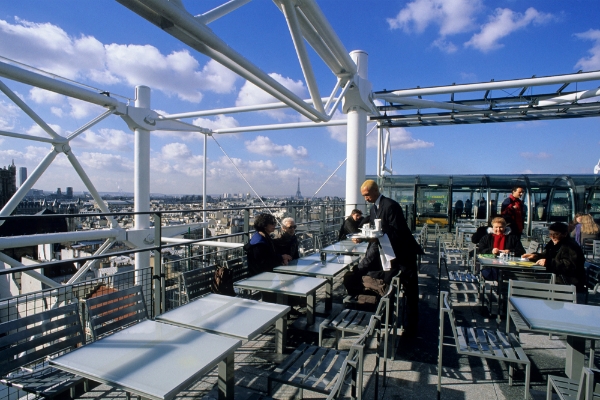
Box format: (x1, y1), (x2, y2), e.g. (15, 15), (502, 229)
(234, 272), (327, 326)
(274, 256), (358, 310)
(509, 297), (600, 380)
(320, 240), (368, 256)
(478, 256), (546, 315)
(50, 320), (241, 400)
(156, 294), (290, 353)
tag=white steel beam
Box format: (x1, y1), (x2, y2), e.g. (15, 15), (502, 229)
(537, 87), (600, 106)
(66, 238), (116, 284)
(376, 70), (600, 98)
(0, 229), (121, 250)
(0, 130), (56, 144)
(377, 95), (481, 112)
(213, 119), (347, 134)
(161, 237), (243, 248)
(0, 252), (60, 288)
(194, 0), (251, 24)
(281, 0), (324, 114)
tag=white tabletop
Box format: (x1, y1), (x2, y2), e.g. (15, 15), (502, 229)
(274, 259), (350, 278)
(298, 254), (358, 264)
(509, 297), (600, 338)
(50, 320), (241, 400)
(478, 256), (544, 270)
(321, 241), (368, 255)
(234, 272), (326, 295)
(156, 294), (290, 340)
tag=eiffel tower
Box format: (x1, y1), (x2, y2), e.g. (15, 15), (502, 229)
(295, 177), (303, 199)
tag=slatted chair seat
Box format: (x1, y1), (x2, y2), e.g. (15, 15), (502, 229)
(438, 291), (531, 400)
(586, 262), (600, 294)
(506, 280), (576, 335)
(547, 367), (600, 400)
(269, 316), (377, 400)
(181, 266), (217, 303)
(0, 302), (85, 398)
(85, 285), (148, 341)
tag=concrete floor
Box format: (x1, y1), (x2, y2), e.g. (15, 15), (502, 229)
(65, 232), (598, 400)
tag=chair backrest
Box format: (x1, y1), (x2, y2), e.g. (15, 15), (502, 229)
(576, 367), (600, 400)
(585, 262), (600, 293)
(226, 257), (249, 282)
(0, 302), (84, 376)
(439, 291), (463, 351)
(181, 265), (217, 302)
(526, 240), (539, 254)
(507, 279), (576, 302)
(502, 270), (555, 286)
(374, 271), (400, 318)
(593, 240), (600, 259)
(85, 285), (148, 341)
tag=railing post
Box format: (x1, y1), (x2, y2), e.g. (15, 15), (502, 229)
(243, 208), (250, 244)
(153, 212), (162, 317)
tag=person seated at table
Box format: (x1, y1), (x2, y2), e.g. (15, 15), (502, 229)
(571, 213), (599, 248)
(568, 212), (584, 234)
(522, 222), (587, 303)
(338, 209), (364, 241)
(477, 217), (525, 280)
(471, 214), (499, 245)
(245, 213), (292, 276)
(273, 217), (300, 260)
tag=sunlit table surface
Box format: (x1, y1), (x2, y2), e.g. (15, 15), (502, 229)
(234, 272), (327, 326)
(509, 297), (600, 380)
(321, 240), (368, 255)
(156, 294), (290, 353)
(50, 320), (241, 400)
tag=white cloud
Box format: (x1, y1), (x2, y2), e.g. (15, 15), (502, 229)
(575, 29), (600, 71)
(193, 115), (240, 131)
(150, 143), (204, 177)
(29, 87), (65, 104)
(68, 98), (104, 119)
(432, 38), (458, 53)
(465, 7), (554, 52)
(73, 128), (133, 152)
(0, 18), (238, 103)
(26, 122), (62, 138)
(366, 128), (434, 150)
(0, 100), (21, 130)
(244, 136), (308, 159)
(236, 73), (307, 121)
(161, 143), (192, 160)
(387, 0), (481, 36)
(78, 152), (134, 172)
(520, 151), (551, 159)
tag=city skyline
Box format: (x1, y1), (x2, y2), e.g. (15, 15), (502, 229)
(0, 1), (599, 197)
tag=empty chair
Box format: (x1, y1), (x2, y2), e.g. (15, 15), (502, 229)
(438, 291), (531, 400)
(85, 285), (148, 341)
(547, 367), (600, 400)
(181, 266), (217, 303)
(269, 316), (378, 400)
(0, 302), (85, 398)
(593, 240), (600, 261)
(586, 262), (600, 294)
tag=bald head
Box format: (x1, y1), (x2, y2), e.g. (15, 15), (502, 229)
(361, 180), (380, 203)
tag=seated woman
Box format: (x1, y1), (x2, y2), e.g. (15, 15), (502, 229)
(571, 213), (599, 248)
(245, 213), (291, 276)
(522, 222), (587, 303)
(477, 217), (525, 280)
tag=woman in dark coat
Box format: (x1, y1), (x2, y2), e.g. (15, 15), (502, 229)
(523, 222), (587, 303)
(246, 213), (291, 276)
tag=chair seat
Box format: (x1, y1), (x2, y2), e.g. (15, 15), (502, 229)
(547, 375), (580, 400)
(448, 271), (479, 283)
(2, 364), (83, 398)
(268, 343), (348, 396)
(456, 326), (529, 363)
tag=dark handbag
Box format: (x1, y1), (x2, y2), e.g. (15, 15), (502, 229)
(212, 265), (236, 296)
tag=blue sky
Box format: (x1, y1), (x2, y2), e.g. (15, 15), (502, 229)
(0, 0), (599, 197)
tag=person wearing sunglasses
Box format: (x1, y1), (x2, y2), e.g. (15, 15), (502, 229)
(522, 222), (587, 303)
(273, 217), (300, 260)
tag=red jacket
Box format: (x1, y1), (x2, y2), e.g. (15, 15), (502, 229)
(501, 194), (524, 235)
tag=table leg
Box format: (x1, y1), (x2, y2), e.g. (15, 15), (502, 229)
(325, 278), (332, 311)
(275, 316), (287, 354)
(307, 292), (315, 326)
(565, 335), (586, 380)
(218, 353), (235, 400)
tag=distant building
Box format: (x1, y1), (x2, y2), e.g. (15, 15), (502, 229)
(295, 177), (303, 200)
(0, 161), (16, 209)
(56, 188), (62, 196)
(18, 167), (27, 187)
(66, 187), (73, 198)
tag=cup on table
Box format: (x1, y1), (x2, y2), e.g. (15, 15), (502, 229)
(509, 251), (515, 260)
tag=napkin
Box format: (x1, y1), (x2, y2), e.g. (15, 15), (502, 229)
(378, 234), (396, 271)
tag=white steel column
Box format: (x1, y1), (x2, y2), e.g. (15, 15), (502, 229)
(344, 50), (369, 215)
(134, 86), (151, 274)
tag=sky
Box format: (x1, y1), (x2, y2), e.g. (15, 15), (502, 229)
(0, 0), (599, 197)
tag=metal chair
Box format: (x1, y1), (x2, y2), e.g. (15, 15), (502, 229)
(546, 367), (600, 400)
(438, 291), (531, 400)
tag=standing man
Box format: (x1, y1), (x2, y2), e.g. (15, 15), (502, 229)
(338, 209), (364, 240)
(343, 180), (423, 337)
(501, 186), (525, 236)
(273, 217), (300, 260)
(454, 199), (464, 223)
